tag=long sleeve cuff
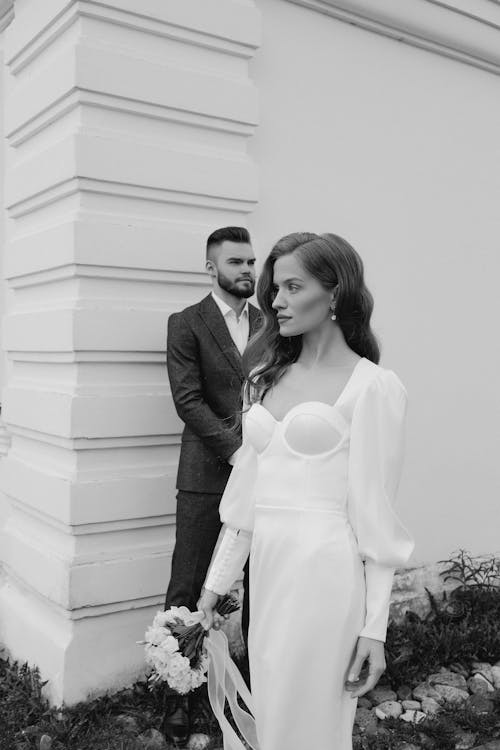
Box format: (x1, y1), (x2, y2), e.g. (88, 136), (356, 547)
(359, 562), (395, 642)
(204, 527), (252, 596)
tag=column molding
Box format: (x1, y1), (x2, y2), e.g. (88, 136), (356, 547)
(286, 0), (500, 75)
(0, 1), (14, 34)
(0, 0), (260, 705)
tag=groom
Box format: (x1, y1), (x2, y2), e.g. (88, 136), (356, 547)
(163, 226), (261, 745)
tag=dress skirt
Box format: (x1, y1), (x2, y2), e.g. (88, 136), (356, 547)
(248, 500), (366, 750)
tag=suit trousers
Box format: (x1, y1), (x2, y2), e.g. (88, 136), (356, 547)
(165, 490), (249, 644)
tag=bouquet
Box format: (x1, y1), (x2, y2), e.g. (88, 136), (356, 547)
(141, 593), (240, 695)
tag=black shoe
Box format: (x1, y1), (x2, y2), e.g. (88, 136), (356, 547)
(161, 693), (190, 746)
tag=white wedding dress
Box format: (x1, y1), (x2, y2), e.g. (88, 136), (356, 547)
(204, 357), (414, 750)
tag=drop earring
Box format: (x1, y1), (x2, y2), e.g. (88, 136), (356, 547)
(330, 307), (336, 321)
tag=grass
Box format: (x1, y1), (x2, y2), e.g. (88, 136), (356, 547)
(0, 653), (167, 750)
(2, 550), (500, 749)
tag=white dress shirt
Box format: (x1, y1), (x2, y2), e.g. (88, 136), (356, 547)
(211, 291), (249, 356)
(211, 291), (250, 465)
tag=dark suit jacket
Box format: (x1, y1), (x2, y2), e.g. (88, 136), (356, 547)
(167, 293), (262, 493)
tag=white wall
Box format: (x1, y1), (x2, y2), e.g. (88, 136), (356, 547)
(1, 0), (499, 705)
(248, 0), (500, 563)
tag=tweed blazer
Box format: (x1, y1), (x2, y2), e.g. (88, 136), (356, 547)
(167, 293), (262, 493)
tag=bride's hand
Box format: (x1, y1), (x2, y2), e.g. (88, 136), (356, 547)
(345, 636), (386, 698)
(197, 588), (224, 631)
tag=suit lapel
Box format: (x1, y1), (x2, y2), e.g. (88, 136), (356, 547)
(198, 294), (243, 377)
(249, 303), (262, 338)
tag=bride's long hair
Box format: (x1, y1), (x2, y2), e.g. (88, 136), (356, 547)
(242, 232), (380, 404)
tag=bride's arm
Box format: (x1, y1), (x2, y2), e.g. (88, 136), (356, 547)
(204, 526), (252, 596)
(199, 390), (258, 628)
(199, 525), (252, 629)
(346, 370), (414, 695)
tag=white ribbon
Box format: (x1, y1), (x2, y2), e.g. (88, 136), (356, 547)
(205, 630), (260, 750)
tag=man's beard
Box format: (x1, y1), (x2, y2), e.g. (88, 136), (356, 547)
(217, 269), (255, 299)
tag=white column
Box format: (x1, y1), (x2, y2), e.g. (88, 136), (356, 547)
(0, 0), (260, 705)
(0, 0), (14, 587)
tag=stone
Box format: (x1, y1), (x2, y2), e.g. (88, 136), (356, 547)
(354, 707), (378, 736)
(490, 665), (500, 689)
(39, 738), (52, 750)
(449, 662), (470, 678)
(374, 700), (403, 719)
(397, 684), (413, 701)
(366, 686), (398, 704)
(454, 731), (477, 750)
(432, 684), (469, 705)
(402, 700), (421, 710)
(471, 662), (494, 683)
(187, 735), (211, 750)
(466, 693), (494, 715)
(428, 671), (468, 690)
(413, 682), (444, 703)
(399, 709), (426, 723)
(357, 697), (372, 709)
(467, 674), (494, 694)
(421, 697), (442, 716)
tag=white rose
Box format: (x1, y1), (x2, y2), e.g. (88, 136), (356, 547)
(161, 635), (179, 654)
(168, 674), (191, 694)
(153, 611), (173, 629)
(145, 625), (167, 646)
(167, 654), (190, 677)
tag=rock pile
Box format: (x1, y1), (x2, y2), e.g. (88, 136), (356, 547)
(353, 660), (500, 750)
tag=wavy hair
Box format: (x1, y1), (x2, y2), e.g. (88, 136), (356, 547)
(242, 232), (380, 404)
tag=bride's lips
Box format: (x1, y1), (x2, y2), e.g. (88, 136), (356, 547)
(277, 315), (292, 323)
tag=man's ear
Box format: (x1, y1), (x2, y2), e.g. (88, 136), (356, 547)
(205, 259), (216, 278)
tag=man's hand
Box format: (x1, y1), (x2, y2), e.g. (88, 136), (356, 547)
(345, 636), (386, 698)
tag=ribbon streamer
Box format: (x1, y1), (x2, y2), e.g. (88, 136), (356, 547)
(205, 630), (260, 750)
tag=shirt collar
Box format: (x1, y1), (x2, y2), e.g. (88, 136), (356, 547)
(211, 291), (249, 319)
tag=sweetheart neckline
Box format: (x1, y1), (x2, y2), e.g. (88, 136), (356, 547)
(250, 357), (366, 424)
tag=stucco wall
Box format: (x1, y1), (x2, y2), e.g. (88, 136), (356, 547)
(0, 0), (499, 704)
(248, 0), (500, 564)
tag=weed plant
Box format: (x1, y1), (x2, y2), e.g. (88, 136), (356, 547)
(385, 549), (500, 689)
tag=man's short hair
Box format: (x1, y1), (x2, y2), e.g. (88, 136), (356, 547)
(206, 226), (251, 258)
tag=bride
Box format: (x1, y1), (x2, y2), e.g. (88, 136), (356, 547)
(198, 232), (414, 750)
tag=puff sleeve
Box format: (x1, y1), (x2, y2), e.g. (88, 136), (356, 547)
(203, 410), (258, 595)
(347, 370), (414, 641)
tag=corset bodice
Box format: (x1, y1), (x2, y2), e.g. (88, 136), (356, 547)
(244, 401), (351, 512)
